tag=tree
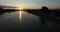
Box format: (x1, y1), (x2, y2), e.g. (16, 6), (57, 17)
(40, 6), (51, 14)
(0, 7), (3, 10)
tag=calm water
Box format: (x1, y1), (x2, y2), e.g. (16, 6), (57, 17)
(0, 11), (60, 32)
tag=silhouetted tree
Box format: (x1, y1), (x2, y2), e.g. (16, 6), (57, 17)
(0, 7), (3, 14)
(40, 6), (51, 14)
(42, 6), (48, 10)
(0, 7), (2, 10)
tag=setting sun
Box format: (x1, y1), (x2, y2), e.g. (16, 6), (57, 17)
(19, 8), (22, 10)
(17, 7), (23, 10)
(19, 7), (23, 9)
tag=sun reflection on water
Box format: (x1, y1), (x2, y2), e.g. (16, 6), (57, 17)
(19, 10), (25, 24)
(18, 7), (24, 24)
(19, 11), (23, 24)
(20, 11), (22, 21)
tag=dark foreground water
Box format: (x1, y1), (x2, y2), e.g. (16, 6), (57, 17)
(0, 11), (60, 32)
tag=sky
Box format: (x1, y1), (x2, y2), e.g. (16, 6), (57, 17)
(0, 0), (60, 9)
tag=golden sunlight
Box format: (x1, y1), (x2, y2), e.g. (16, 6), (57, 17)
(19, 8), (23, 21)
(19, 7), (24, 24)
(19, 7), (23, 10)
(19, 11), (22, 26)
(19, 11), (24, 24)
(19, 8), (22, 10)
(20, 11), (22, 21)
(19, 11), (26, 24)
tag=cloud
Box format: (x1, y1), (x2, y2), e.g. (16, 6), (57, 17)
(0, 5), (16, 8)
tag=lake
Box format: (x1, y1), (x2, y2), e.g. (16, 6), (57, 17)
(0, 11), (60, 32)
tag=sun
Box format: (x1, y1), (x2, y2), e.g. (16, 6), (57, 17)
(19, 8), (23, 10)
(19, 8), (22, 9)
